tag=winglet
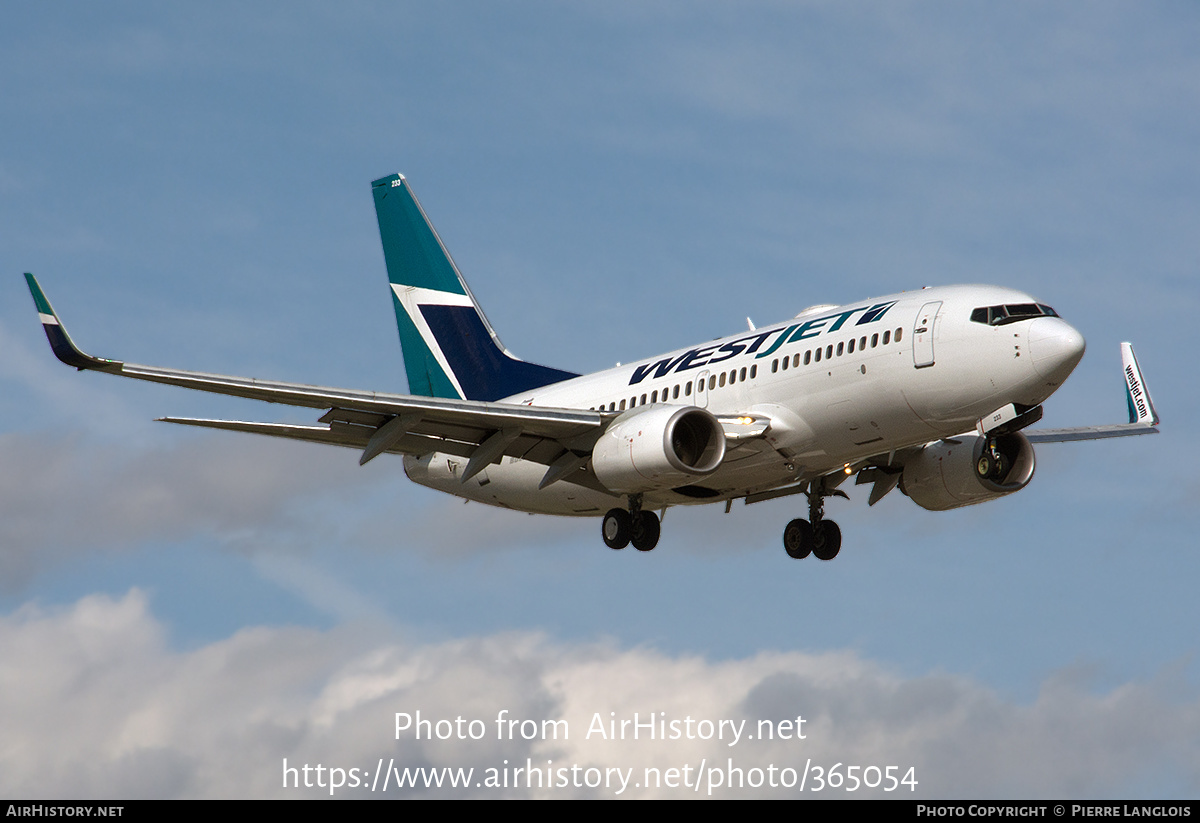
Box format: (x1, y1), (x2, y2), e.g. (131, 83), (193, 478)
(1121, 342), (1158, 426)
(24, 273), (123, 371)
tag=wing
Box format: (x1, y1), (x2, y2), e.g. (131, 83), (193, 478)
(1024, 342), (1159, 443)
(25, 273), (609, 490)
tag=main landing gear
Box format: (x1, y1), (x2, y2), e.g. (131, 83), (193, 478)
(602, 494), (661, 552)
(782, 479), (847, 561)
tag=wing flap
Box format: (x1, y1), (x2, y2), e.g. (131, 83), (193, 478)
(159, 417), (482, 459)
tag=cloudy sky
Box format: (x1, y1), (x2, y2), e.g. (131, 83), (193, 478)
(2, 2), (1197, 798)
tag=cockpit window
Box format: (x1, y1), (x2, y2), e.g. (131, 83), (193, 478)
(970, 303), (1059, 326)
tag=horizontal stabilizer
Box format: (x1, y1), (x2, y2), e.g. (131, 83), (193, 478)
(159, 416), (476, 460)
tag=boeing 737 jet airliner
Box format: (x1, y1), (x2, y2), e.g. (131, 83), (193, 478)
(24, 173), (1159, 560)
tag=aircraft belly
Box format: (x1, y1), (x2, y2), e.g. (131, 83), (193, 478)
(402, 453), (619, 515)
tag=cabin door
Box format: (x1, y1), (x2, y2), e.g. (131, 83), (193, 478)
(913, 301), (942, 368)
(694, 370), (710, 408)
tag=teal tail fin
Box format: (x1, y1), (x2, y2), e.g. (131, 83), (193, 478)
(371, 173), (578, 401)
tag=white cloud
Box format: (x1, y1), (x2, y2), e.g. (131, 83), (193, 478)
(1, 590), (1196, 798)
(0, 430), (369, 591)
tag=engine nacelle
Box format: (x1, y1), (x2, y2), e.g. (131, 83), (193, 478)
(901, 432), (1036, 511)
(592, 405), (726, 493)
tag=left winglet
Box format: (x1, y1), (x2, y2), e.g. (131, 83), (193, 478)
(1026, 342), (1159, 443)
(24, 274), (123, 372)
(1120, 341), (1158, 427)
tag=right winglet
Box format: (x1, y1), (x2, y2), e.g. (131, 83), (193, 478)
(24, 273), (124, 371)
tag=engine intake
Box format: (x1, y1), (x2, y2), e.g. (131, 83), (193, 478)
(593, 405), (726, 493)
(901, 432), (1036, 511)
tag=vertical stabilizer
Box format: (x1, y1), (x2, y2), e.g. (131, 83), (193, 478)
(371, 174), (578, 401)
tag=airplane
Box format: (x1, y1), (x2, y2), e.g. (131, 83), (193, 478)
(23, 172), (1160, 560)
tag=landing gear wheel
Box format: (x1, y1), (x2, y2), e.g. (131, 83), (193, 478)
(812, 520), (842, 561)
(783, 518), (813, 559)
(976, 453), (995, 479)
(992, 453), (1010, 480)
(977, 441), (1011, 482)
(630, 511), (661, 552)
(602, 508), (632, 550)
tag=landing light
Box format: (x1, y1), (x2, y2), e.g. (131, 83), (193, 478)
(843, 463), (853, 475)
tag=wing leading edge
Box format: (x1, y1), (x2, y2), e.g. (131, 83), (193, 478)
(24, 273), (607, 488)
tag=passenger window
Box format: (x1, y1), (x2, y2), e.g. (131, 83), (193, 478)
(782, 356), (789, 370)
(815, 347), (822, 362)
(793, 353), (800, 368)
(673, 385), (679, 399)
(740, 367), (746, 382)
(825, 345), (833, 359)
(719, 373), (726, 387)
(848, 338), (855, 353)
(836, 342), (844, 356)
(895, 327), (902, 342)
(651, 390), (658, 403)
(750, 365), (757, 379)
(860, 336), (867, 350)
(804, 350), (811, 365)
(883, 330), (891, 345)
(772, 359), (778, 373)
(620, 400), (626, 410)
(871, 333), (878, 347)
(685, 382), (692, 396)
(641, 394), (647, 405)
(708, 375), (716, 390)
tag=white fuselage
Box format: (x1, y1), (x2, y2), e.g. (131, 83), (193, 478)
(403, 284), (1085, 515)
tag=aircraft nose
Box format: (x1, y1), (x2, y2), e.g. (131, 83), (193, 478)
(1027, 317), (1086, 382)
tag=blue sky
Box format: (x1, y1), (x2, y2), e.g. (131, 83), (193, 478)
(1, 2), (1197, 798)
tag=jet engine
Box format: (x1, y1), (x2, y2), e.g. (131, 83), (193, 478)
(592, 405), (726, 493)
(900, 432), (1036, 511)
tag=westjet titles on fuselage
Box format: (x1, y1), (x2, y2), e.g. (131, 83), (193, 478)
(627, 301), (898, 385)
